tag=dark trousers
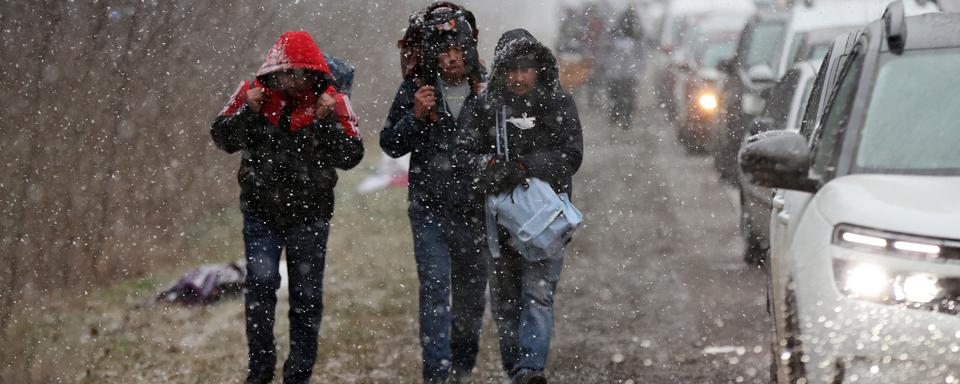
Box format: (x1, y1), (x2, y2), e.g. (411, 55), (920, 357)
(489, 227), (565, 378)
(242, 214), (329, 384)
(409, 205), (488, 382)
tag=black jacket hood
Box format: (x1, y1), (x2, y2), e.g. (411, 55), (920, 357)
(488, 29), (560, 99)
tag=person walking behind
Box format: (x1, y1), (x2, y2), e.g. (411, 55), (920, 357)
(456, 29), (584, 384)
(210, 31), (363, 384)
(380, 3), (487, 383)
(603, 6), (644, 129)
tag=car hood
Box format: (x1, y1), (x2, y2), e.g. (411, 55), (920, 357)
(695, 68), (724, 83)
(815, 174), (960, 239)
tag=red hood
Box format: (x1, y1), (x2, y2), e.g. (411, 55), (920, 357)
(218, 31), (358, 137)
(256, 31), (331, 78)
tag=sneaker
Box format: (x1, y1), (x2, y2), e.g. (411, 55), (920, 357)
(513, 369), (547, 384)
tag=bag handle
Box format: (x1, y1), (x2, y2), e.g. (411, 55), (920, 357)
(495, 106), (510, 161)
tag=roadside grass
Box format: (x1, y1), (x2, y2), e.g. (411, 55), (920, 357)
(3, 145), (514, 383)
(2, 152), (432, 383)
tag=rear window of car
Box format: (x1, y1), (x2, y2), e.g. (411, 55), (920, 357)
(745, 22), (785, 68)
(856, 51), (960, 174)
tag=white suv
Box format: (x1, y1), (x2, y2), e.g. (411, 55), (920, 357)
(740, 4), (960, 383)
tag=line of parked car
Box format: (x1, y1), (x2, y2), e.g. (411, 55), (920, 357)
(654, 0), (960, 382)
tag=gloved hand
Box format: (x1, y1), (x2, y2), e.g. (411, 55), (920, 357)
(483, 156), (527, 194)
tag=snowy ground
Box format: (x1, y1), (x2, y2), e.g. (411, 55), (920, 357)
(37, 62), (771, 383)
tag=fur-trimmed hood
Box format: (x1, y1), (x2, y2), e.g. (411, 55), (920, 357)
(487, 29), (560, 99)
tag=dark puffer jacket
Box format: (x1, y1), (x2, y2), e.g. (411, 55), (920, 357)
(211, 32), (363, 230)
(457, 29), (583, 197)
(380, 78), (484, 214)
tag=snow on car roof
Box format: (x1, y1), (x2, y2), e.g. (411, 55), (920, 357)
(667, 0), (756, 15)
(789, 0), (939, 32)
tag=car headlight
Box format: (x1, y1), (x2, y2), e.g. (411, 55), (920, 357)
(831, 225), (959, 310)
(842, 264), (890, 299)
(834, 224), (943, 258)
(697, 93), (719, 112)
(835, 260), (945, 305)
(896, 274), (941, 303)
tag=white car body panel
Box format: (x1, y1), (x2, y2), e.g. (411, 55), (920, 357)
(774, 0), (940, 77)
(770, 174), (960, 382)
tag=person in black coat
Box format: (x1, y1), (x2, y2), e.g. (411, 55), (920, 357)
(456, 29), (583, 384)
(210, 31), (363, 384)
(379, 3), (488, 383)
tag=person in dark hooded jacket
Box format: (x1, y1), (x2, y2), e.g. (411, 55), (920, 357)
(456, 29), (583, 384)
(211, 31), (363, 384)
(380, 3), (488, 383)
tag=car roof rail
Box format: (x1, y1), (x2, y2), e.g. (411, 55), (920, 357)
(883, 0), (907, 55)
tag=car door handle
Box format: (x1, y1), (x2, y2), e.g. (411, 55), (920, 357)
(772, 195), (785, 210)
(776, 210), (791, 224)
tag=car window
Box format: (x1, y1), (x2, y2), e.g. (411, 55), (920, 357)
(856, 51), (960, 174)
(799, 53), (830, 140)
(810, 52), (864, 178)
(744, 22), (785, 68)
(700, 41), (736, 68)
(764, 70), (800, 129)
(790, 75), (816, 132)
(806, 43), (831, 63)
(783, 33), (805, 70)
(664, 16), (688, 47)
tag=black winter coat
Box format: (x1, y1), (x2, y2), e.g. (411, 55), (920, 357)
(211, 104), (363, 230)
(456, 29), (584, 197)
(380, 79), (483, 213)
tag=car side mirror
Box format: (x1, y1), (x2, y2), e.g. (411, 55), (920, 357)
(739, 130), (817, 192)
(747, 64), (776, 84)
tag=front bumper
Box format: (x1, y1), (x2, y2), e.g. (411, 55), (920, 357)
(792, 244), (960, 383)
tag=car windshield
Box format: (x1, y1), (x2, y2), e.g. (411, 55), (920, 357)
(856, 51), (960, 175)
(745, 22), (785, 67)
(700, 41), (736, 68)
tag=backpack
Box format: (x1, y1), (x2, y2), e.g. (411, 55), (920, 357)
(323, 53), (355, 96)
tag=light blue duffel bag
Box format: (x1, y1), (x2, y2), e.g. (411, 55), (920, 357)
(484, 107), (583, 261)
(486, 178), (583, 261)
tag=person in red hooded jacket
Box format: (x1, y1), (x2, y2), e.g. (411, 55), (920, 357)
(211, 31), (363, 384)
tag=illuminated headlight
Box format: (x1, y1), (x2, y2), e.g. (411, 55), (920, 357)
(831, 224), (959, 311)
(834, 224), (942, 258)
(843, 264), (890, 298)
(895, 274), (942, 303)
(697, 93), (718, 112)
(836, 263), (945, 304)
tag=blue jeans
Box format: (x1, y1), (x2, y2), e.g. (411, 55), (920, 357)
(242, 214), (330, 384)
(489, 226), (565, 378)
(409, 205), (488, 382)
